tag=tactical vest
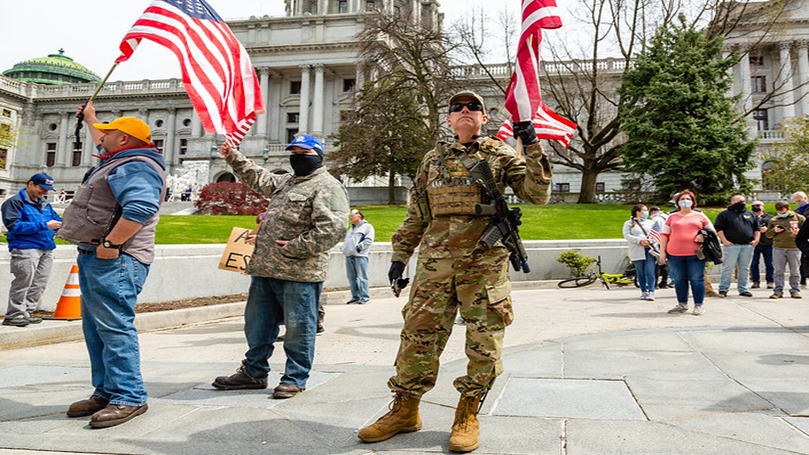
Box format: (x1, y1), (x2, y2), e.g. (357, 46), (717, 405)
(426, 142), (487, 216)
(57, 155), (166, 264)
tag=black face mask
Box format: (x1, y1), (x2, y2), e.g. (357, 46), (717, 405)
(731, 201), (746, 212)
(751, 205), (762, 213)
(289, 154), (323, 176)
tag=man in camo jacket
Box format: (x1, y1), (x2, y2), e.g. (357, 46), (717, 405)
(358, 91), (553, 452)
(211, 135), (349, 400)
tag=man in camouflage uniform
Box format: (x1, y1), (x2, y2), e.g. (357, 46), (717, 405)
(358, 92), (553, 452)
(211, 135), (349, 399)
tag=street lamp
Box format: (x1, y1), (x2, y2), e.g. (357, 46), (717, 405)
(209, 144), (219, 182)
(262, 145), (269, 167)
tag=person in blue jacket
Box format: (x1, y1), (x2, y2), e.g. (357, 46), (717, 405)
(1, 173), (62, 327)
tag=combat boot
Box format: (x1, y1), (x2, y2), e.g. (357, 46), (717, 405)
(448, 393), (483, 453)
(358, 392), (422, 442)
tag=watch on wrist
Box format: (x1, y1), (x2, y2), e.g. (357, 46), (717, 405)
(102, 239), (123, 250)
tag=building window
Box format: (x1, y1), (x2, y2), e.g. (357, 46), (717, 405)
(155, 119), (164, 128)
(0, 148), (7, 170)
(596, 182), (605, 193)
(49, 123), (58, 131)
(72, 141), (82, 166)
(751, 75), (767, 93)
(366, 1), (375, 10)
(182, 118), (192, 127)
(750, 56), (764, 66)
(290, 80), (302, 95)
(1, 109), (10, 117)
(753, 109), (768, 131)
(179, 138), (188, 155)
(154, 139), (164, 153)
(761, 161), (782, 191)
(343, 78), (356, 92)
(287, 129), (298, 143)
(555, 183), (570, 193)
(46, 152), (55, 167)
(287, 112), (300, 123)
(339, 0), (348, 12)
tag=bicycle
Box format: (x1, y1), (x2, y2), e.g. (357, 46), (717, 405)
(558, 255), (636, 289)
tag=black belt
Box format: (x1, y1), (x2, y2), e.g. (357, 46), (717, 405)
(77, 249), (94, 255)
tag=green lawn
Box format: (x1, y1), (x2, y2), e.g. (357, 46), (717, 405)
(144, 203), (731, 244)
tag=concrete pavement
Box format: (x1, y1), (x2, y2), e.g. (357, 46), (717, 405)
(1, 282), (809, 454)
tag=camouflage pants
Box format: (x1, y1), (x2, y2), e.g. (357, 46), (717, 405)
(387, 248), (513, 398)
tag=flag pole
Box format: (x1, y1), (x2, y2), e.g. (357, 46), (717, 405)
(75, 62), (120, 149)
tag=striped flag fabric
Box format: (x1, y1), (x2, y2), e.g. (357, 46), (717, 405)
(496, 102), (576, 146)
(503, 0), (562, 124)
(116, 0), (264, 145)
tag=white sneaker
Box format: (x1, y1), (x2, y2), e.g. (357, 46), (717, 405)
(640, 292), (648, 300)
(647, 292), (654, 301)
(692, 305), (705, 316)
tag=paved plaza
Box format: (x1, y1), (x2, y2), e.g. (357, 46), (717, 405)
(1, 282), (808, 454)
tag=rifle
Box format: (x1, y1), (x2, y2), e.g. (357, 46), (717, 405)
(466, 158), (531, 273)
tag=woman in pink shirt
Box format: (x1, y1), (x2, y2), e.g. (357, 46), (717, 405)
(659, 190), (714, 315)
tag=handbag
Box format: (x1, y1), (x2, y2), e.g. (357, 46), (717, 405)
(634, 218), (661, 259)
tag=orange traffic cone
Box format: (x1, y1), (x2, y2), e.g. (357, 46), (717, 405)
(49, 265), (81, 320)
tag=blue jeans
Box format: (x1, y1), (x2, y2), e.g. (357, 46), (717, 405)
(751, 244), (774, 284)
(667, 254), (706, 305)
(345, 256), (370, 302)
(719, 244), (754, 293)
(633, 249), (657, 293)
(77, 252), (149, 407)
(243, 276), (321, 389)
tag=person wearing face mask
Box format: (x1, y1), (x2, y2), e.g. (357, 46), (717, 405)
(749, 200), (774, 289)
(623, 204), (657, 300)
(794, 192), (809, 286)
(714, 195), (760, 298)
(659, 190), (715, 315)
(211, 135), (349, 400)
(765, 201), (805, 299)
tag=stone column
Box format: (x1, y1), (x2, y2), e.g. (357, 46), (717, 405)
(191, 114), (202, 137)
(299, 64), (312, 135)
(312, 63), (325, 138)
(57, 113), (69, 167)
(32, 115), (43, 167)
(270, 72), (282, 142)
(356, 61), (365, 88)
(738, 50), (752, 113)
(257, 67), (270, 137)
(166, 108), (177, 170)
(83, 127), (94, 166)
(797, 40), (809, 118)
(779, 41), (795, 119)
(318, 0), (326, 14)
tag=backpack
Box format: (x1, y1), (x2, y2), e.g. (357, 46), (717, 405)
(697, 229), (723, 264)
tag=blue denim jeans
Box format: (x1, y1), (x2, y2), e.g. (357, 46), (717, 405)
(719, 244), (754, 293)
(242, 276), (321, 389)
(751, 244), (774, 284)
(77, 252), (149, 407)
(633, 249), (657, 293)
(667, 254), (706, 305)
(345, 256), (370, 302)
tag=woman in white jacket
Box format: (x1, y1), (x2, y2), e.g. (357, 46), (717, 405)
(623, 204), (657, 301)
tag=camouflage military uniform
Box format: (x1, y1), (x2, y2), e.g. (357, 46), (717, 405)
(388, 136), (552, 398)
(224, 149), (349, 387)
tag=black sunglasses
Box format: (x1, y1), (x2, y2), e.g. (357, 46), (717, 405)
(449, 102), (484, 113)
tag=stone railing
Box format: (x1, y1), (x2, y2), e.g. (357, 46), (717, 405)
(35, 78), (186, 98)
(451, 58), (632, 79)
(758, 130), (784, 141)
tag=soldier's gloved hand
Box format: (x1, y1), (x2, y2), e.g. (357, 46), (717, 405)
(388, 261), (405, 282)
(512, 121), (538, 145)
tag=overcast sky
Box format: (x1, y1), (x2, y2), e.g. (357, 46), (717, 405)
(0, 0), (569, 83)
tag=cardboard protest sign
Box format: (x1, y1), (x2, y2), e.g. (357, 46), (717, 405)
(218, 226), (256, 273)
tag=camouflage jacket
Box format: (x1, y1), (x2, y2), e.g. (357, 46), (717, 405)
(226, 150), (349, 282)
(391, 137), (552, 262)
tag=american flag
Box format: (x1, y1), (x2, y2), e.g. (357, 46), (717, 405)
(496, 102), (576, 146)
(649, 220), (662, 243)
(502, 0), (575, 147)
(116, 0), (264, 145)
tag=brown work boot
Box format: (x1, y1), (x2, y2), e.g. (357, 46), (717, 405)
(448, 393), (483, 453)
(212, 361), (268, 390)
(89, 404), (148, 428)
(66, 395), (109, 418)
(358, 393), (422, 443)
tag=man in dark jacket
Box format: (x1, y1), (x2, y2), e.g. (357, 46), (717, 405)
(1, 173), (62, 327)
(750, 200), (774, 289)
(714, 195), (760, 297)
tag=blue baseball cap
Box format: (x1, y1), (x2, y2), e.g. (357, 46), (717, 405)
(29, 173), (55, 190)
(286, 135), (323, 156)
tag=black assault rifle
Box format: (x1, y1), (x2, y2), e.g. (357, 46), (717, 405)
(466, 159), (531, 273)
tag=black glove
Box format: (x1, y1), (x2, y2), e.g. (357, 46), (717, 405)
(356, 246), (363, 253)
(512, 121), (538, 145)
(388, 261), (405, 282)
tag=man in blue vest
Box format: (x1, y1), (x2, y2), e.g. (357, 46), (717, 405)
(1, 173), (62, 327)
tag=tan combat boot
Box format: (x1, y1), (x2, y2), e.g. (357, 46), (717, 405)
(448, 393), (483, 453)
(358, 393), (422, 442)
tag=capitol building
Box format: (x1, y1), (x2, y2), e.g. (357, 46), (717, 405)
(0, 0), (807, 202)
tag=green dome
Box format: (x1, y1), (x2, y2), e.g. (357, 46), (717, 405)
(2, 49), (101, 85)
